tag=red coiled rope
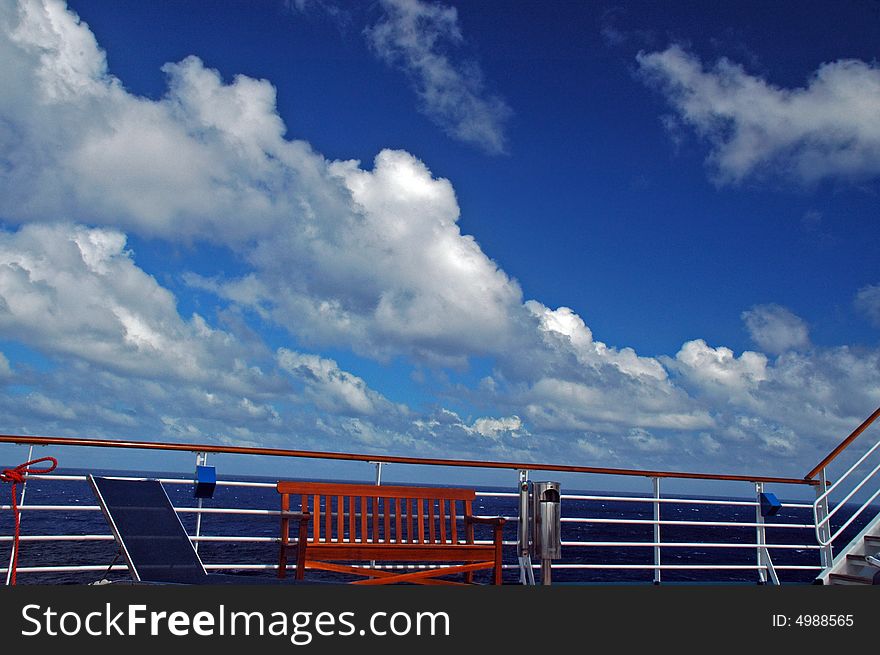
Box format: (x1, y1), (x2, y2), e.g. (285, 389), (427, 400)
(1, 456), (57, 585)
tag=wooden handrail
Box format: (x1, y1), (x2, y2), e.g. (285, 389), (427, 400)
(805, 405), (880, 480)
(0, 433), (817, 486)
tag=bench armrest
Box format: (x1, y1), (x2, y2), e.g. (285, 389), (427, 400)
(465, 515), (506, 527)
(280, 511), (311, 522)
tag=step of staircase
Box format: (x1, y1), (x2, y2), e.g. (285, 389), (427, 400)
(828, 573), (874, 585)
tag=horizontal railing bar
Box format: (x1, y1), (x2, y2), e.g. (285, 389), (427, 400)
(22, 477), (807, 509)
(1, 505), (100, 512)
(0, 505), (285, 516)
(3, 562), (824, 576)
(565, 495), (812, 510)
(0, 534), (822, 551)
(563, 494), (759, 507)
(0, 535), (114, 542)
(516, 564), (769, 570)
(0, 433), (819, 485)
(0, 565), (129, 574)
(559, 541), (821, 550)
(4, 504), (812, 529)
(26, 474), (278, 489)
(500, 564), (823, 571)
(561, 517), (813, 529)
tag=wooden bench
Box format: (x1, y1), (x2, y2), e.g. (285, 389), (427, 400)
(277, 481), (506, 585)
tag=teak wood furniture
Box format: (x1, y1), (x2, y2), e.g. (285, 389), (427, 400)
(277, 481), (506, 584)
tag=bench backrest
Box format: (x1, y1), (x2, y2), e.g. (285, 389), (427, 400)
(276, 481), (477, 546)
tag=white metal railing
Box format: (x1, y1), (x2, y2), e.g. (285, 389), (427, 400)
(0, 470), (826, 585)
(812, 430), (880, 549)
(13, 415), (880, 585)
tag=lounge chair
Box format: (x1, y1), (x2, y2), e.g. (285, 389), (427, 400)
(88, 474), (310, 585)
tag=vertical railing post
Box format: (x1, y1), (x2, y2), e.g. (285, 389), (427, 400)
(815, 468), (833, 569)
(755, 482), (767, 584)
(755, 482), (779, 585)
(652, 477), (661, 585)
(517, 469), (535, 585)
(5, 444), (33, 585)
(372, 462), (388, 568)
(193, 452), (207, 553)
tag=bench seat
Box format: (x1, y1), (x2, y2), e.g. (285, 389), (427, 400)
(277, 481), (506, 585)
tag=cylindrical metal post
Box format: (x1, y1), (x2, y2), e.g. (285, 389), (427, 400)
(530, 481), (561, 586)
(652, 477), (661, 585)
(517, 470), (535, 585)
(541, 558), (552, 585)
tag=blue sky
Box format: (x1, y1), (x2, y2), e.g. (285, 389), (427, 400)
(1, 0), (879, 486)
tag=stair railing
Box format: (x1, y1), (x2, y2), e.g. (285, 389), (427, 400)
(806, 407), (880, 553)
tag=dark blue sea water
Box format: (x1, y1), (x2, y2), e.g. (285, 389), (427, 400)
(1, 468), (873, 585)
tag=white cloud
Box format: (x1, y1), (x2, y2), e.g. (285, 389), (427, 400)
(2, 1), (880, 477)
(742, 304), (810, 354)
(365, 0), (511, 154)
(471, 415), (524, 439)
(526, 301), (667, 380)
(672, 339), (767, 392)
(637, 44), (880, 184)
(0, 1), (523, 366)
(625, 428), (671, 453)
(0, 224), (257, 387)
(277, 347), (402, 417)
(855, 284), (880, 327)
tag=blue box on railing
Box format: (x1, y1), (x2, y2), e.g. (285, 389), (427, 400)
(759, 492), (781, 517)
(194, 465), (216, 499)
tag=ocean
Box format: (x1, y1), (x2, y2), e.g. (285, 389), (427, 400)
(1, 468), (872, 586)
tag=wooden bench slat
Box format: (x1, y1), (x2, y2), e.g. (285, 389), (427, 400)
(278, 481), (476, 501)
(451, 500), (458, 543)
(306, 543), (496, 561)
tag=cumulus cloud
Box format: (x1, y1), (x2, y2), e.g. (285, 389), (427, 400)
(671, 340), (767, 401)
(2, 1), (880, 477)
(637, 44), (880, 185)
(366, 0), (511, 154)
(742, 304), (810, 354)
(471, 415), (525, 439)
(277, 347), (402, 417)
(0, 0), (523, 367)
(855, 284), (880, 327)
(0, 223), (274, 391)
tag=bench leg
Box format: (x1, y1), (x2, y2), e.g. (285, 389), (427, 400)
(278, 495), (290, 579)
(295, 517), (309, 580)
